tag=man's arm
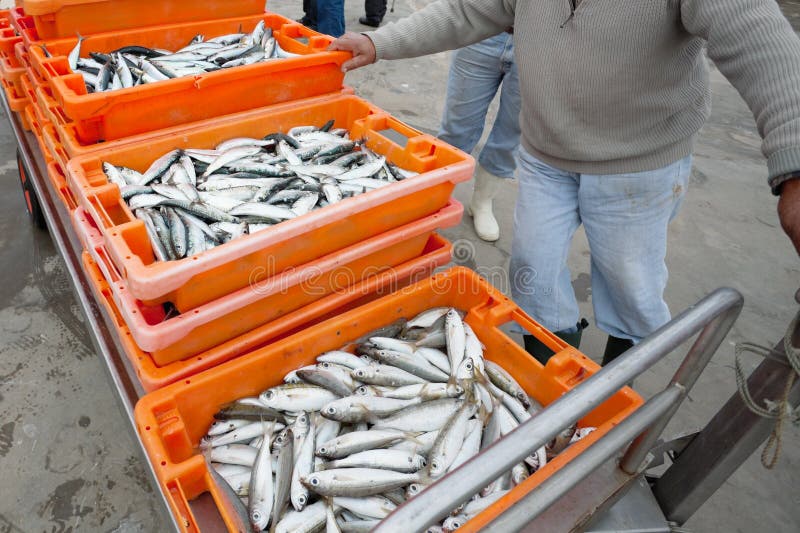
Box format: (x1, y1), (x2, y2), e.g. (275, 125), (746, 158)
(368, 0), (515, 60)
(682, 0), (800, 254)
(779, 178), (800, 255)
(330, 0), (515, 71)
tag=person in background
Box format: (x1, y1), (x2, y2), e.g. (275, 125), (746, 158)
(330, 0), (800, 367)
(360, 0), (388, 28)
(302, 0), (345, 37)
(298, 0), (318, 30)
(438, 30), (519, 242)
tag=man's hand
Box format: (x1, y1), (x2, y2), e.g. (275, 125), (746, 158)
(328, 32), (377, 72)
(778, 177), (800, 256)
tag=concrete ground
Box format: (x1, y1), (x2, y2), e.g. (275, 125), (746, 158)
(0, 0), (798, 531)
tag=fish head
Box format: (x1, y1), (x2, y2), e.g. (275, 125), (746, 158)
(443, 515), (467, 531)
(512, 468), (529, 485)
(316, 444), (332, 458)
(294, 412), (310, 428)
(406, 483), (425, 499)
(456, 358), (475, 381)
(250, 506), (269, 531)
(259, 389), (275, 403)
(304, 473), (322, 489)
(428, 458), (447, 477)
(322, 403), (339, 419)
(448, 384), (464, 397)
(412, 455), (428, 469)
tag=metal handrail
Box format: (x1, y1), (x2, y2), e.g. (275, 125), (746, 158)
(484, 384), (684, 532)
(374, 287), (743, 532)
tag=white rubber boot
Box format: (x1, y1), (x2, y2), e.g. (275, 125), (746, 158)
(467, 165), (502, 242)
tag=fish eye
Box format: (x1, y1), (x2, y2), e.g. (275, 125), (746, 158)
(264, 390), (274, 399)
(252, 511), (261, 520)
(355, 369), (364, 377)
(421, 458), (427, 466)
(298, 495), (307, 504)
(431, 461), (440, 470)
(325, 406), (336, 415)
(310, 477), (320, 486)
(321, 362), (330, 368)
(319, 447), (328, 454)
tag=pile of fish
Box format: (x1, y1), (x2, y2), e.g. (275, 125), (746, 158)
(63, 20), (300, 93)
(202, 307), (595, 532)
(102, 123), (417, 262)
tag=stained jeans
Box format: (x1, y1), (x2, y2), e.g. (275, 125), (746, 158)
(437, 32), (521, 179)
(509, 149), (692, 342)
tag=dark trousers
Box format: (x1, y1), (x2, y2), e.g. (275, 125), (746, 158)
(364, 0), (387, 22)
(317, 0), (345, 37)
(302, 0), (317, 27)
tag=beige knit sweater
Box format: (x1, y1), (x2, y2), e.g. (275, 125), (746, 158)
(367, 0), (800, 187)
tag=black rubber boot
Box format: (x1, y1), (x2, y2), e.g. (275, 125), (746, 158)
(601, 335), (635, 366)
(524, 318), (589, 366)
(358, 16), (381, 27)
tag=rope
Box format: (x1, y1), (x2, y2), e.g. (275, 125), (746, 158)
(734, 309), (800, 469)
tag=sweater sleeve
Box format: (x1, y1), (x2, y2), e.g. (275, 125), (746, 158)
(682, 0), (800, 187)
(366, 0), (516, 61)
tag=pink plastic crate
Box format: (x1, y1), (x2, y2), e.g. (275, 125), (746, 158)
(72, 201), (463, 366)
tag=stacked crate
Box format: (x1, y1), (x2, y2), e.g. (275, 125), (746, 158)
(4, 2), (472, 390)
(0, 2), (644, 532)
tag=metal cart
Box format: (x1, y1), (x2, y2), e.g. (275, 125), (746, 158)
(5, 88), (798, 532)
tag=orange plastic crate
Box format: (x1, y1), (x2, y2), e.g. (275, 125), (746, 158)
(44, 156), (77, 211)
(24, 99), (50, 157)
(2, 74), (27, 111)
(0, 47), (22, 93)
(28, 13), (348, 144)
(38, 83), (355, 167)
(19, 102), (31, 130)
(72, 200), (462, 366)
(0, 9), (21, 56)
(65, 93), (474, 311)
(8, 8), (36, 45)
(18, 69), (35, 105)
(82, 234), (452, 392)
(22, 0), (267, 40)
(134, 267), (644, 533)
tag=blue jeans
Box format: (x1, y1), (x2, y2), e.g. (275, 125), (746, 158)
(509, 149), (692, 342)
(437, 33), (521, 179)
(317, 0), (345, 37)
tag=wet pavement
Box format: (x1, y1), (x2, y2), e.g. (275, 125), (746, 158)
(0, 1), (798, 531)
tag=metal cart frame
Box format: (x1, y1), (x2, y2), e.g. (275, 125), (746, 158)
(5, 88), (798, 532)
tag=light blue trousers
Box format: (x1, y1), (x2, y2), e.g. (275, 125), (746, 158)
(437, 33), (521, 179)
(510, 149), (692, 342)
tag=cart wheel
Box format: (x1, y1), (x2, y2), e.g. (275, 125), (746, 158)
(17, 148), (46, 229)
